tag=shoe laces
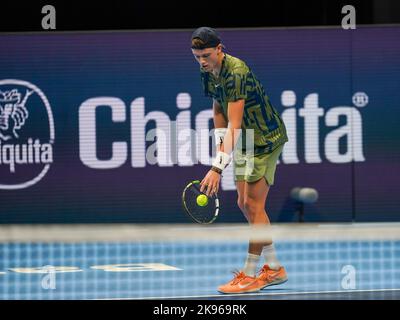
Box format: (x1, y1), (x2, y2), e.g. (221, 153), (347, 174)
(257, 265), (268, 275)
(257, 265), (273, 280)
(230, 270), (246, 285)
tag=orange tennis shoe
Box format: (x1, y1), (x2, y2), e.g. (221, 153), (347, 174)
(218, 266), (288, 294)
(256, 264), (288, 289)
(217, 271), (261, 294)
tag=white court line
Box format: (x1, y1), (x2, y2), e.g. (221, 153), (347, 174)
(96, 288), (400, 300)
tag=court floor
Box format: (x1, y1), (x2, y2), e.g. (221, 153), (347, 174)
(0, 238), (399, 300)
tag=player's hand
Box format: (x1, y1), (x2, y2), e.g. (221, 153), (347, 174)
(200, 170), (221, 197)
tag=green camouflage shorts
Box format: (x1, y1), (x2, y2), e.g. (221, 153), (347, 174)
(233, 144), (284, 185)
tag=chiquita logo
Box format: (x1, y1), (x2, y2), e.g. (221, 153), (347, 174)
(0, 80), (55, 190)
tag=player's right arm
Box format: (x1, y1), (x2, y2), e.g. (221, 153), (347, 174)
(213, 99), (227, 152)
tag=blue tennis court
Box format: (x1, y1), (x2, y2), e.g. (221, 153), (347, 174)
(1, 224), (399, 300)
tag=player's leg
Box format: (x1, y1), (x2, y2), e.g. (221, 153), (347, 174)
(243, 146), (288, 289)
(217, 180), (262, 294)
(218, 177), (285, 294)
(217, 159), (261, 294)
(235, 180), (246, 218)
(233, 178), (270, 278)
(245, 177), (284, 272)
(218, 146), (287, 293)
(244, 177), (282, 264)
(236, 181), (261, 277)
(233, 158), (264, 276)
(243, 177), (287, 289)
(244, 177), (272, 254)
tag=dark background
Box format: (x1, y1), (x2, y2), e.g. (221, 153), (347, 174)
(1, 0), (400, 32)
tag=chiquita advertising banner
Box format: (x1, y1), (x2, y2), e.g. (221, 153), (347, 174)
(0, 26), (399, 223)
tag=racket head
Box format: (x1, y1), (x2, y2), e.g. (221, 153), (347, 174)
(182, 180), (220, 224)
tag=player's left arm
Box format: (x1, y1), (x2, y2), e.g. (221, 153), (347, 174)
(200, 71), (247, 196)
(200, 99), (244, 196)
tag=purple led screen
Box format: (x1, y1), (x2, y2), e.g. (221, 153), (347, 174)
(0, 26), (399, 223)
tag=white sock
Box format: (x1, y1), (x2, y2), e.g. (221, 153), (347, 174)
(242, 253), (260, 277)
(261, 244), (281, 270)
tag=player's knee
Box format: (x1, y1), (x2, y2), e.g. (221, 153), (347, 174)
(243, 199), (265, 223)
(243, 198), (258, 215)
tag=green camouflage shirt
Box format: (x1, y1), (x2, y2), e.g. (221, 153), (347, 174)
(200, 53), (288, 155)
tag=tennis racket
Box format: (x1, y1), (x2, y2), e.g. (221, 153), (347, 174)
(182, 180), (220, 224)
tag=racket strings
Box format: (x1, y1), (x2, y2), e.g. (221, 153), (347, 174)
(183, 184), (216, 224)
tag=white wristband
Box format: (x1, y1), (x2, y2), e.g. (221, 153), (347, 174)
(214, 128), (227, 147)
(212, 151), (231, 171)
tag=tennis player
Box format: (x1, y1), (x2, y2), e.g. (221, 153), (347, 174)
(191, 27), (289, 293)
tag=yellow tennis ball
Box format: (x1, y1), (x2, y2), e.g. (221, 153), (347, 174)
(196, 194), (208, 207)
